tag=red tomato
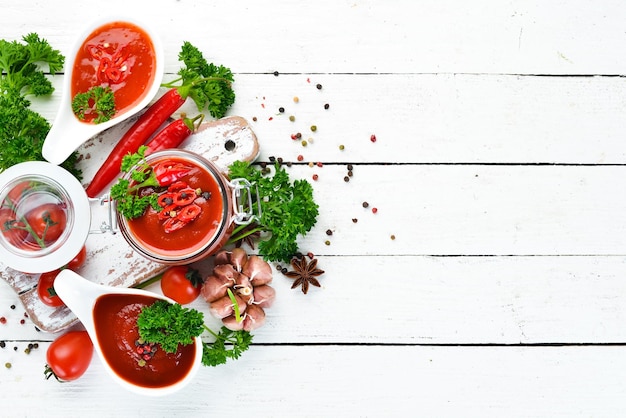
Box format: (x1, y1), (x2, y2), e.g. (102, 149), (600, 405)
(160, 265), (204, 305)
(0, 208), (28, 247)
(25, 203), (67, 244)
(66, 245), (87, 271)
(37, 270), (64, 307)
(45, 331), (93, 381)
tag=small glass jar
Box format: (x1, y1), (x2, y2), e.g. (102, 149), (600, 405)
(116, 149), (255, 265)
(0, 161), (90, 273)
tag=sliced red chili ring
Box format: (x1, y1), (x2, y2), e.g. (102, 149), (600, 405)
(168, 181), (189, 193)
(177, 204), (201, 222)
(157, 193), (176, 208)
(163, 217), (187, 233)
(158, 204), (178, 221)
(173, 188), (197, 206)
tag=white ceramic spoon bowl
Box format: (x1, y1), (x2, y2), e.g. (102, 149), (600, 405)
(54, 269), (203, 396)
(42, 16), (164, 165)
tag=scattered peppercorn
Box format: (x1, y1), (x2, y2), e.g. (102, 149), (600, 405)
(347, 164), (353, 171)
(391, 235), (396, 240)
(274, 71), (279, 76)
(19, 319), (25, 325)
(372, 208), (378, 214)
(5, 362), (11, 369)
(296, 132), (302, 138)
(362, 201), (369, 208)
(370, 134), (377, 143)
(307, 252), (315, 259)
(312, 174), (319, 181)
(316, 83), (322, 90)
(278, 107), (285, 113)
(316, 162), (323, 167)
(348, 170), (353, 177)
(339, 144), (345, 150)
(310, 125), (317, 132)
(0, 341), (5, 348)
(289, 115), (295, 122)
(0, 317), (6, 325)
(301, 140), (308, 147)
(344, 176), (350, 182)
(308, 162), (314, 167)
(10, 305), (15, 310)
(326, 229), (333, 236)
(324, 103), (330, 110)
(352, 218), (358, 223)
(324, 240), (331, 245)
(293, 96), (299, 103)
(297, 155), (304, 161)
(269, 156), (276, 162)
(252, 116), (257, 122)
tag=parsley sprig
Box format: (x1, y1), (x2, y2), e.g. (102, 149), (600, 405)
(110, 146), (161, 219)
(137, 299), (253, 367)
(227, 161), (319, 263)
(71, 85), (116, 124)
(0, 33), (81, 177)
(161, 41), (235, 119)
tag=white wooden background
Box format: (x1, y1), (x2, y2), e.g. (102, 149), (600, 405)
(2, 0), (626, 416)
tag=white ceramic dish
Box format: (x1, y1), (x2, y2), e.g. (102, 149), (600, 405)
(42, 16), (164, 165)
(54, 270), (203, 396)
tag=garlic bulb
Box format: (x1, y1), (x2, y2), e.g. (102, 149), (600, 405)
(201, 248), (275, 331)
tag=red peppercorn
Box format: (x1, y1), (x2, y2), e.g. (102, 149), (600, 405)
(372, 207), (378, 214)
(297, 155), (304, 161)
(370, 134), (377, 143)
(0, 317), (6, 325)
(312, 174), (319, 181)
(316, 162), (323, 167)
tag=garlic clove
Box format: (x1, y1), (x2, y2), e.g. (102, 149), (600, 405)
(242, 304), (266, 331)
(229, 248), (248, 272)
(222, 314), (245, 331)
(200, 274), (231, 303)
(252, 285), (276, 308)
(242, 255), (273, 285)
(209, 292), (247, 319)
(212, 263), (238, 282)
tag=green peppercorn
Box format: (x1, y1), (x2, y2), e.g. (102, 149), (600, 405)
(310, 125), (317, 132)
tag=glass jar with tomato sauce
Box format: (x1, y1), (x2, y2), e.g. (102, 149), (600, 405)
(116, 149), (255, 265)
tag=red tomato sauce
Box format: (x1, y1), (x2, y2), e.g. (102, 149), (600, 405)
(71, 21), (156, 123)
(93, 293), (197, 389)
(127, 158), (227, 258)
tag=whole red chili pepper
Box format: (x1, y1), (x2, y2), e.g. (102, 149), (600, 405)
(85, 89), (187, 198)
(144, 114), (204, 156)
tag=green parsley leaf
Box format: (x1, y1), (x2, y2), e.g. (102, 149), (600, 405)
(71, 85), (116, 124)
(137, 300), (205, 353)
(227, 161), (319, 263)
(202, 326), (253, 367)
(162, 41), (235, 119)
(0, 34), (81, 178)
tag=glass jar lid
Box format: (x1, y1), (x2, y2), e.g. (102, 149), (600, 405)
(0, 161), (90, 273)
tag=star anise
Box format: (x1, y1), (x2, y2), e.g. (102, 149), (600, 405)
(283, 256), (324, 294)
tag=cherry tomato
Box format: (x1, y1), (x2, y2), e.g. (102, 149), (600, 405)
(160, 265), (204, 305)
(37, 270), (64, 307)
(25, 203), (67, 244)
(0, 208), (28, 247)
(66, 245), (87, 271)
(45, 331), (93, 382)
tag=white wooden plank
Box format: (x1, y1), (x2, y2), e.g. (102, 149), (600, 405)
(1, 343), (626, 417)
(26, 73), (626, 165)
(4, 254), (626, 345)
(2, 0), (626, 75)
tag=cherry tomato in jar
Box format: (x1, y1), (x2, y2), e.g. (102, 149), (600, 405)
(25, 203), (67, 244)
(0, 207), (28, 247)
(45, 331), (94, 382)
(160, 265), (204, 305)
(37, 270), (64, 307)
